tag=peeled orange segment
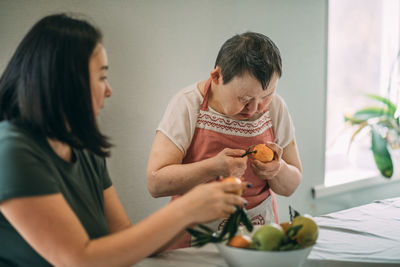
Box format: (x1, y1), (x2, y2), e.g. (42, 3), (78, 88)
(251, 144), (274, 162)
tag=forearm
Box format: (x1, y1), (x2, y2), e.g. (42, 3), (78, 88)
(268, 160), (302, 196)
(80, 201), (191, 266)
(148, 157), (219, 197)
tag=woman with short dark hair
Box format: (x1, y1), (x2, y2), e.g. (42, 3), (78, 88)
(0, 13), (247, 266)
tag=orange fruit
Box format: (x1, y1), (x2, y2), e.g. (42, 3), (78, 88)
(228, 235), (252, 248)
(279, 221), (291, 234)
(221, 176), (243, 195)
(251, 144), (274, 162)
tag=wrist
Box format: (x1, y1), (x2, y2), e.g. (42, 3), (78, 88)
(202, 157), (221, 180)
(168, 195), (196, 227)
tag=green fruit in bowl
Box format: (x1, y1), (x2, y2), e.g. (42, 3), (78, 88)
(289, 215), (318, 247)
(251, 223), (284, 251)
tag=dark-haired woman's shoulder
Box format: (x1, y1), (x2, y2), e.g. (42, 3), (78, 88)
(0, 121), (60, 202)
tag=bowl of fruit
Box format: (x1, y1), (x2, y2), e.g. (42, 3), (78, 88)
(215, 214), (317, 267)
(187, 157), (318, 267)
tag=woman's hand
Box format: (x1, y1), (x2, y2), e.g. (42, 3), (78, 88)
(250, 142), (283, 180)
(213, 148), (248, 178)
(180, 181), (247, 225)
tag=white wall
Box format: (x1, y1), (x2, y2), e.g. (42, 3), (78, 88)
(1, 0), (397, 224)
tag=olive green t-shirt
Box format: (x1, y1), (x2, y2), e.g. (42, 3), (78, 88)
(0, 121), (112, 266)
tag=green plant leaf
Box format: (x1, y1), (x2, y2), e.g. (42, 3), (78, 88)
(371, 127), (393, 178)
(344, 114), (367, 124)
(353, 107), (388, 120)
(366, 94), (397, 117)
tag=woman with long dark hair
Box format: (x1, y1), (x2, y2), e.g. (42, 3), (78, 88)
(0, 13), (247, 266)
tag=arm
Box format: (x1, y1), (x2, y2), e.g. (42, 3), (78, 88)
(0, 181), (246, 267)
(146, 131), (248, 197)
(103, 186), (131, 233)
(251, 138), (302, 196)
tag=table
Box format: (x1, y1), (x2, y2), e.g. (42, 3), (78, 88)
(136, 197), (400, 266)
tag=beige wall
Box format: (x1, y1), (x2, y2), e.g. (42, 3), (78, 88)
(2, 0), (395, 224)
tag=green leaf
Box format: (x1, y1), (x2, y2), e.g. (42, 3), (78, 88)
(366, 94), (397, 117)
(371, 127), (393, 178)
(197, 224), (215, 234)
(286, 225), (303, 239)
(353, 107), (388, 120)
(344, 114), (367, 124)
(240, 208), (254, 232)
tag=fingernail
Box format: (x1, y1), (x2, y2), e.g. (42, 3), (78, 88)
(246, 183), (253, 188)
(244, 200), (248, 206)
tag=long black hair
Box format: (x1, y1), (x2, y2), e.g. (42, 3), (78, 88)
(0, 13), (111, 157)
(215, 32), (282, 90)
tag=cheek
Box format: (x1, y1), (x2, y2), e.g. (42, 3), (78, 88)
(260, 97), (273, 110)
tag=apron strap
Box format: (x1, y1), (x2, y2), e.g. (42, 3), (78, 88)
(200, 78), (212, 111)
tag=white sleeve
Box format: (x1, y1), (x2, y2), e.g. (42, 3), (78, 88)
(269, 94), (295, 148)
(156, 89), (199, 156)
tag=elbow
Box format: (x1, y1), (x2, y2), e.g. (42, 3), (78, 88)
(52, 250), (90, 267)
(146, 171), (164, 198)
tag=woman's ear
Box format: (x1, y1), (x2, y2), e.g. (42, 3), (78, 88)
(210, 66), (222, 84)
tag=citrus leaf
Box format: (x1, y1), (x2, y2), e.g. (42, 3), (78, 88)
(240, 208), (254, 232)
(197, 224), (215, 234)
(371, 127), (393, 178)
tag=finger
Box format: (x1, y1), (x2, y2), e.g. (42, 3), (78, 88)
(252, 160), (269, 170)
(219, 181), (246, 193)
(224, 194), (246, 207)
(266, 142), (283, 158)
(225, 148), (247, 157)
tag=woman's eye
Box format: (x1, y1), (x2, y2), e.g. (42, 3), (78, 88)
(239, 97), (250, 104)
(100, 76), (107, 81)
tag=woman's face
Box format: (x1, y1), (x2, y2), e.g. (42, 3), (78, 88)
(214, 71), (278, 121)
(89, 43), (112, 116)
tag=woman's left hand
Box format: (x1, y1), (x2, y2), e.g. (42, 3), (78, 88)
(250, 142), (283, 180)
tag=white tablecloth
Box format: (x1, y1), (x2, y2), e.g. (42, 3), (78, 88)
(136, 197), (400, 266)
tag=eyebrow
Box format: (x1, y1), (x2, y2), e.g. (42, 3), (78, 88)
(100, 66), (109, 70)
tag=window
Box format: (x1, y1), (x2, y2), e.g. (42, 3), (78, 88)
(325, 0), (400, 187)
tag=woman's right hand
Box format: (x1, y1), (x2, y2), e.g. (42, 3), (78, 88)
(213, 148), (248, 178)
(179, 181), (247, 225)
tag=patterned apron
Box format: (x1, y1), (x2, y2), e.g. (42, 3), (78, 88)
(168, 78), (279, 250)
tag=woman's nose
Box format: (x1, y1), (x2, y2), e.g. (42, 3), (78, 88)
(105, 83), (112, 98)
(246, 100), (257, 113)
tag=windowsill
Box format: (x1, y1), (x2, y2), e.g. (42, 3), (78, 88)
(317, 147), (400, 199)
(312, 174), (400, 199)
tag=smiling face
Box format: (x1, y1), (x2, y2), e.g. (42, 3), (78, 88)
(89, 43), (112, 116)
(210, 68), (278, 121)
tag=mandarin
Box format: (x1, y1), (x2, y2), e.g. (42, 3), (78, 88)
(228, 235), (252, 248)
(279, 221), (291, 234)
(251, 144), (274, 162)
(221, 176), (243, 195)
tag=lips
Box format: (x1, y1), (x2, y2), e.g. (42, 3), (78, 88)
(240, 113), (252, 118)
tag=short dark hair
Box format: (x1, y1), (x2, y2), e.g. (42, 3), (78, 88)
(214, 32), (282, 89)
(0, 13), (112, 157)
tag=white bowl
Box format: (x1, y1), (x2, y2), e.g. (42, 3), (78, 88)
(216, 243), (313, 267)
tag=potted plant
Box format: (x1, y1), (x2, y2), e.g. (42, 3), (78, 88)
(344, 94), (400, 178)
